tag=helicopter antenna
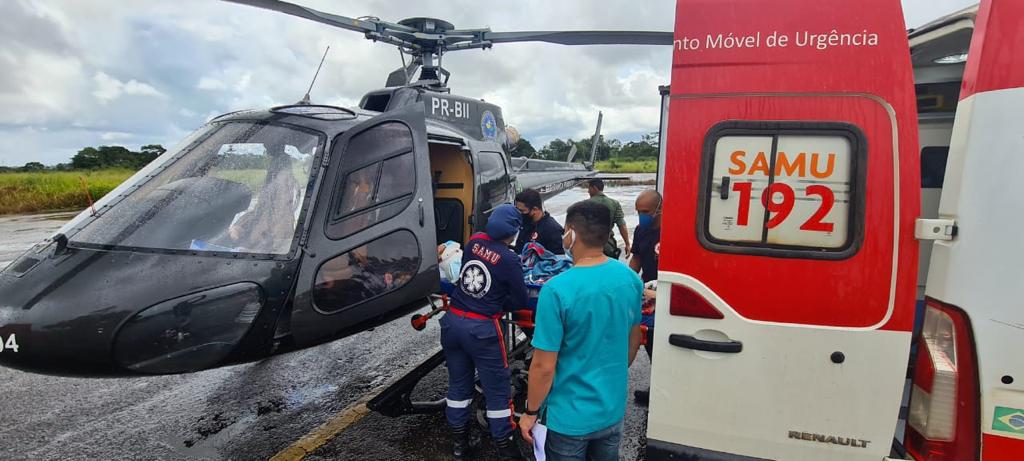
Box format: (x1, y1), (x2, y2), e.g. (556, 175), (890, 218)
(299, 46), (330, 105)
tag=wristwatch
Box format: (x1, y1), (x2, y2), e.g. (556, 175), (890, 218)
(524, 403), (540, 416)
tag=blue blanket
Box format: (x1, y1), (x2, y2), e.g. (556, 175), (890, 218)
(520, 241), (573, 284)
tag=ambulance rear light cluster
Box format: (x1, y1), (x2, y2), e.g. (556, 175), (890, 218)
(668, 285), (723, 319)
(905, 299), (979, 461)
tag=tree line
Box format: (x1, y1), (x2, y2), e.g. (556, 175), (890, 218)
(510, 131), (659, 162)
(1, 129), (658, 174)
(0, 145), (167, 173)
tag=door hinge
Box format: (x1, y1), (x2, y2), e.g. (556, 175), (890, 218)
(915, 218), (958, 241)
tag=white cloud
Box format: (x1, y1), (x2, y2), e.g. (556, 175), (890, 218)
(0, 0), (979, 165)
(92, 71), (166, 104)
(197, 77), (226, 90)
(100, 131), (133, 141)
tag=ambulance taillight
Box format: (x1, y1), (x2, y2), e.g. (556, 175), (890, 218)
(668, 285), (723, 320)
(905, 299), (980, 461)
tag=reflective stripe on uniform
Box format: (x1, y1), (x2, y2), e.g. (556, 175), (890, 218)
(486, 408), (512, 418)
(447, 398), (473, 408)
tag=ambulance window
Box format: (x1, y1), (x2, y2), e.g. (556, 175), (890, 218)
(921, 146), (949, 188)
(700, 122), (864, 258)
(313, 230), (421, 313)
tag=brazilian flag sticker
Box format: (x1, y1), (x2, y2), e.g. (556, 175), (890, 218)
(992, 406), (1024, 435)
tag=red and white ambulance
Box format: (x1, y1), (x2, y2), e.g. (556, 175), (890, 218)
(646, 0), (1023, 460)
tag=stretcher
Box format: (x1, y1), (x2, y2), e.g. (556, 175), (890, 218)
(367, 282), (539, 420)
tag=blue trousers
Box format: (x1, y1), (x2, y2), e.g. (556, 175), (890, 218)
(440, 312), (513, 440)
(545, 421), (623, 461)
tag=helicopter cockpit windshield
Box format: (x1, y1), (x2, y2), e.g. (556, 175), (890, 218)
(70, 122), (320, 256)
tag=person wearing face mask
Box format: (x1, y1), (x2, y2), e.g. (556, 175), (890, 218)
(513, 188), (565, 255)
(520, 200), (644, 461)
(443, 204), (529, 461)
(629, 189), (662, 406)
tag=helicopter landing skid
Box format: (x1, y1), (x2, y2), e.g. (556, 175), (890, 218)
(368, 307), (535, 419)
(367, 349), (448, 417)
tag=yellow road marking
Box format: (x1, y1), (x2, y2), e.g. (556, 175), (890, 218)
(269, 393), (377, 461)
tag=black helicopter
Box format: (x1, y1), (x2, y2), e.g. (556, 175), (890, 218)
(0, 0), (671, 377)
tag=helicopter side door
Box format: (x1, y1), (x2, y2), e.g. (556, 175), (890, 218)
(290, 104), (439, 346)
(472, 149), (512, 230)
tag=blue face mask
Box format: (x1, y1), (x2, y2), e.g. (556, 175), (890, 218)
(638, 213), (654, 228)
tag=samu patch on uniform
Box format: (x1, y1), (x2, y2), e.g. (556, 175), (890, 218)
(992, 406), (1024, 435)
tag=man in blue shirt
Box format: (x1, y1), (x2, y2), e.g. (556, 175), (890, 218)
(444, 204), (529, 461)
(629, 189), (662, 406)
(519, 200), (644, 461)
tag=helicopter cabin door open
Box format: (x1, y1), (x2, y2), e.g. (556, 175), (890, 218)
(647, 0), (920, 460)
(428, 141), (474, 245)
(290, 104), (439, 345)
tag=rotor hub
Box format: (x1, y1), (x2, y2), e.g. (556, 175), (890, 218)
(397, 17), (455, 34)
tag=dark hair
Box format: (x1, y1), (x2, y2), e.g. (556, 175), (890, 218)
(514, 188), (542, 211)
(566, 200), (611, 248)
(587, 178), (605, 191)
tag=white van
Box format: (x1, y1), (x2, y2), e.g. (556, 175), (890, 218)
(646, 0), (1023, 460)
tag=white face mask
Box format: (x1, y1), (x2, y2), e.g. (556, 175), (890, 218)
(562, 229), (576, 255)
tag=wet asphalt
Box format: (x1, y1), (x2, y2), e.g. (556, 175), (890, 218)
(0, 182), (655, 460)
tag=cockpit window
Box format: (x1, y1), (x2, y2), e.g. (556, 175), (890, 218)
(70, 122), (321, 256)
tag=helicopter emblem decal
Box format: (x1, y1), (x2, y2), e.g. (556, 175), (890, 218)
(480, 110), (498, 139)
(459, 260), (492, 298)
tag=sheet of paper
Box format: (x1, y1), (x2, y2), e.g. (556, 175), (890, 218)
(532, 422), (548, 461)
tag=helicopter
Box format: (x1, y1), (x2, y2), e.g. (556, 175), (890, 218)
(0, 0), (672, 377)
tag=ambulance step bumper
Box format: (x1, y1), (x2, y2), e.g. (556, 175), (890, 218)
(647, 439), (772, 461)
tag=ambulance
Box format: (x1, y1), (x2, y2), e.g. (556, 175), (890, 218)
(646, 0), (1023, 460)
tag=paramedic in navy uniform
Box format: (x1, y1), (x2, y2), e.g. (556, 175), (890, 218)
(443, 203), (529, 461)
(513, 188), (565, 255)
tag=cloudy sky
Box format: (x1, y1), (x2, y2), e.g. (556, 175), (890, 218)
(0, 0), (977, 166)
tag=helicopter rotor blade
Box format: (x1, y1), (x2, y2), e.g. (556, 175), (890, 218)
(223, 0), (398, 34)
(484, 30), (673, 46)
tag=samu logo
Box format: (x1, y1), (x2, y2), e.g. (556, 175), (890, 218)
(459, 260), (492, 298)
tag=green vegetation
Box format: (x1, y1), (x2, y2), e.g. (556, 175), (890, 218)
(594, 159), (658, 173)
(0, 143), (166, 215)
(0, 169), (135, 215)
(512, 131), (660, 173)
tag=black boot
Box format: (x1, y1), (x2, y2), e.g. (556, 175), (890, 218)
(451, 426), (471, 461)
(496, 436), (525, 461)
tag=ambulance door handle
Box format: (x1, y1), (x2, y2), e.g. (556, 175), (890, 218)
(418, 199), (425, 227)
(720, 176), (731, 199)
(669, 333), (742, 354)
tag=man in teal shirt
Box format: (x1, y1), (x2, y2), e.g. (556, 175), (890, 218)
(520, 200), (644, 461)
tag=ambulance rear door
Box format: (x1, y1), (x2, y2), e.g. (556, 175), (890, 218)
(647, 1), (920, 460)
(912, 0), (1024, 458)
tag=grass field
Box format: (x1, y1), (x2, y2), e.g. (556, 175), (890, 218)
(594, 159), (658, 173)
(0, 169), (134, 215)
